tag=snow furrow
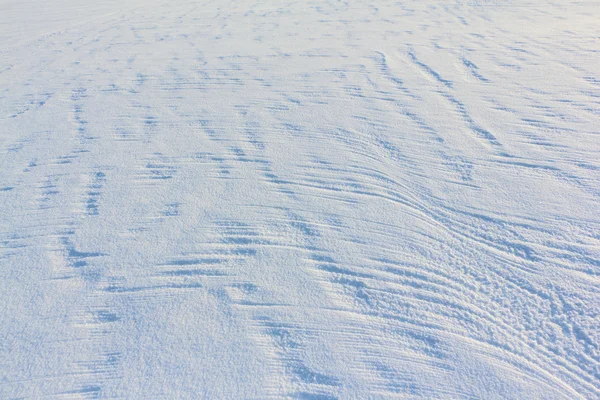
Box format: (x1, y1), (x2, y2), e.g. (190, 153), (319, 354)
(1, 0), (599, 398)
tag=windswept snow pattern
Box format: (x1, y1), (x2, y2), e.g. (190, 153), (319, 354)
(1, 0), (599, 398)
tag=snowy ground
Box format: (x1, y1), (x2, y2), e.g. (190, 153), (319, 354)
(1, 0), (599, 398)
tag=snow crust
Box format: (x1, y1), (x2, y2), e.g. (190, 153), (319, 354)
(1, 0), (599, 398)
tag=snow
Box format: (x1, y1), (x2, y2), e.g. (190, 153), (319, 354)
(1, 0), (599, 398)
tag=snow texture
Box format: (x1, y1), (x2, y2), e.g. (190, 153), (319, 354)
(1, 0), (599, 398)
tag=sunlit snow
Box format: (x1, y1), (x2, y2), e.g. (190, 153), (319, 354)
(1, 0), (599, 398)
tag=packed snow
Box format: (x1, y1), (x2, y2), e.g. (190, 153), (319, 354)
(1, 0), (599, 398)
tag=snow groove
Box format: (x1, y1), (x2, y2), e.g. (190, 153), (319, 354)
(1, 0), (599, 398)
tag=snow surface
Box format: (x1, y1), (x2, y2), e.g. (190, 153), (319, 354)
(1, 0), (599, 398)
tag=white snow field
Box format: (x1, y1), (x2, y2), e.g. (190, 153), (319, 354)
(1, 0), (599, 398)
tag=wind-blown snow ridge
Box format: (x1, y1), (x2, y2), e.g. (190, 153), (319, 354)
(1, 0), (599, 398)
